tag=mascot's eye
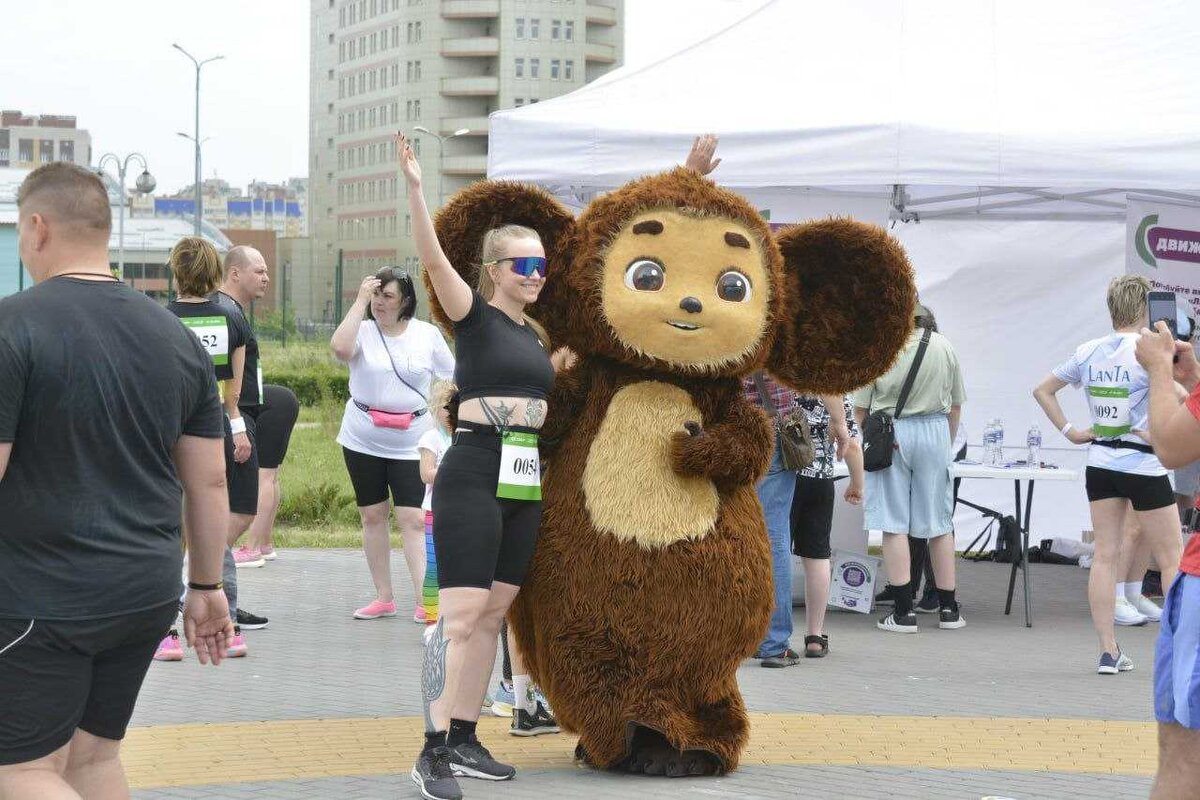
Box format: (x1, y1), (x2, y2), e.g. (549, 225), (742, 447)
(716, 270), (752, 303)
(624, 259), (665, 292)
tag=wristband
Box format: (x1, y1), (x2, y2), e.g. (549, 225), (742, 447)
(229, 417), (247, 435)
(1060, 422), (1074, 436)
(187, 581), (223, 591)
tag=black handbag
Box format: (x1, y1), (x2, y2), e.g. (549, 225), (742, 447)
(753, 372), (815, 471)
(862, 328), (931, 472)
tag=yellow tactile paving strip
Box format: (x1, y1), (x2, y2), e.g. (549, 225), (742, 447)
(123, 713), (1157, 788)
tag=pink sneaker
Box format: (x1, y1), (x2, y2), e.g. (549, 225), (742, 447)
(260, 546), (278, 561)
(353, 599), (397, 620)
(153, 629), (184, 662)
(234, 546), (265, 568)
(227, 626), (248, 658)
(413, 606), (427, 624)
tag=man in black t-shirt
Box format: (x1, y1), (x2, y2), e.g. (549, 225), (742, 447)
(0, 163), (233, 796)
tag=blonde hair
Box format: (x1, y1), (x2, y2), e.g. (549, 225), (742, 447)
(430, 379), (457, 434)
(169, 237), (224, 298)
(1107, 274), (1151, 329)
(478, 224), (551, 349)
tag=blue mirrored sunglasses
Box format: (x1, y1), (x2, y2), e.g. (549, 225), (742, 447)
(484, 256), (547, 278)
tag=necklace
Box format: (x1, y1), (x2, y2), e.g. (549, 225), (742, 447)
(52, 271), (120, 282)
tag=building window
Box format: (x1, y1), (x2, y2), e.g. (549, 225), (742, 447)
(551, 19), (560, 40)
(515, 97), (524, 106)
(357, 109), (365, 129)
(390, 177), (397, 197)
(406, 61), (413, 82)
(339, 78), (345, 98)
(390, 101), (399, 122)
(565, 20), (574, 41)
(406, 22), (413, 42)
(328, 68), (335, 80)
(530, 97), (539, 104)
(391, 63), (399, 84)
(358, 73), (365, 93)
(415, 21), (422, 41)
(405, 214), (412, 236)
(59, 140), (74, 163)
(515, 17), (525, 39)
(392, 25), (399, 47)
(371, 32), (377, 53)
(327, 136), (334, 149)
(550, 59), (560, 80)
(530, 57), (540, 79)
(359, 34), (366, 54)
(327, 101), (334, 114)
(328, 32), (335, 44)
(370, 70), (376, 90)
(564, 59), (574, 81)
(349, 4), (356, 24)
(338, 115), (345, 134)
(530, 18), (539, 39)
(369, 181), (376, 201)
(415, 60), (422, 79)
(339, 41), (346, 62)
(369, 108), (377, 127)
(413, 99), (421, 120)
(371, 0), (377, 15)
(514, 57), (524, 78)
(338, 150), (345, 169)
(338, 185), (345, 204)
(339, 7), (345, 27)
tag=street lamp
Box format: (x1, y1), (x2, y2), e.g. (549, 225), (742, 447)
(173, 43), (224, 235)
(96, 153), (156, 281)
(412, 126), (471, 207)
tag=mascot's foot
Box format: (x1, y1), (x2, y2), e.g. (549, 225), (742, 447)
(574, 742), (596, 767)
(619, 725), (723, 778)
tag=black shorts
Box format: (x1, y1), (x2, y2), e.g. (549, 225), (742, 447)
(1085, 466), (1175, 511)
(430, 425), (541, 589)
(342, 447), (425, 508)
(791, 475), (834, 559)
(224, 413), (259, 516)
(0, 602), (177, 765)
(256, 385), (300, 469)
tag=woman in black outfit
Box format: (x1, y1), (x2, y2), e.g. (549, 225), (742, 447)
(398, 135), (571, 800)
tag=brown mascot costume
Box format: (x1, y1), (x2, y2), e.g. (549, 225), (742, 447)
(427, 167), (916, 777)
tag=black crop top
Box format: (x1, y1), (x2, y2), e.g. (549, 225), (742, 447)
(453, 292), (555, 401)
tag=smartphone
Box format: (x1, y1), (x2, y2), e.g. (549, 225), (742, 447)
(1148, 291), (1179, 338)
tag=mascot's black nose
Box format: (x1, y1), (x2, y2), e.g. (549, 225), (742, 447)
(680, 297), (703, 314)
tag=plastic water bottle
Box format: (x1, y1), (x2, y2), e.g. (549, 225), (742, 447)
(994, 418), (1005, 466)
(982, 420), (996, 465)
(1027, 424), (1042, 469)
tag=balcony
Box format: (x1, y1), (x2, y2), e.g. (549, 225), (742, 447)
(440, 117), (489, 136)
(440, 76), (500, 96)
(441, 0), (500, 19)
(584, 42), (617, 63)
(440, 36), (500, 57)
(585, 3), (618, 25)
(441, 155), (488, 176)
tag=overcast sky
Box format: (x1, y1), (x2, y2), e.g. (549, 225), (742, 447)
(0, 0), (768, 194)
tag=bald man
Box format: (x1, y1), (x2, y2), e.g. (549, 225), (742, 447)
(0, 163), (233, 797)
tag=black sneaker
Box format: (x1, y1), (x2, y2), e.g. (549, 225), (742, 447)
(448, 737), (516, 781)
(938, 606), (967, 630)
(877, 612), (918, 633)
(511, 701), (561, 736)
(411, 745), (462, 800)
(915, 592), (939, 614)
(874, 585), (897, 606)
(235, 609), (269, 630)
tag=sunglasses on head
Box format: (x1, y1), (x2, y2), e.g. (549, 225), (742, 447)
(484, 256), (547, 278)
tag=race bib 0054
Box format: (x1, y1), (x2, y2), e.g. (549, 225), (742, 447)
(497, 431), (541, 501)
(1087, 385), (1131, 437)
(180, 316), (230, 367)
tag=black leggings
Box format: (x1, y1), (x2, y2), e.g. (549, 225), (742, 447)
(255, 384), (300, 469)
(431, 425), (541, 590)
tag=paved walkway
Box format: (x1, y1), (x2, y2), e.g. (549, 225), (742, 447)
(130, 550), (1161, 799)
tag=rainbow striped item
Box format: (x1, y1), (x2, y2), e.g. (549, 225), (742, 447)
(422, 511), (439, 623)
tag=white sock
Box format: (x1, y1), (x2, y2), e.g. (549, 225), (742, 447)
(513, 674), (536, 713)
(1126, 580), (1143, 599)
(1115, 582), (1127, 600)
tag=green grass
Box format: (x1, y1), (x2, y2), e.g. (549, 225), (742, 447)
(259, 340), (343, 373)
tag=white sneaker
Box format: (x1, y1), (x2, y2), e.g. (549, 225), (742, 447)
(1126, 593), (1163, 622)
(1114, 597), (1149, 627)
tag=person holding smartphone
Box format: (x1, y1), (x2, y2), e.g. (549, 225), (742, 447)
(1033, 275), (1183, 674)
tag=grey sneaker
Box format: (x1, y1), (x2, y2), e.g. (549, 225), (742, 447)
(761, 647), (801, 668)
(411, 745), (462, 800)
(449, 737), (516, 781)
(1098, 650), (1134, 675)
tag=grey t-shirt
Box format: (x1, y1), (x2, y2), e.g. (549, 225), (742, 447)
(0, 277), (224, 620)
(854, 328), (967, 417)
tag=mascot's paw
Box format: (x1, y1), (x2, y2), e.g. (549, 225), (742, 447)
(620, 726), (724, 778)
(669, 428), (708, 478)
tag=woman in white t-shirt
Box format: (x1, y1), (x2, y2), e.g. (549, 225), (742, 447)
(1033, 275), (1183, 674)
(331, 267), (455, 622)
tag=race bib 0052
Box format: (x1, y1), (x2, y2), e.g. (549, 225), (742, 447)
(180, 316), (230, 367)
(497, 431), (541, 501)
(1087, 385), (1131, 437)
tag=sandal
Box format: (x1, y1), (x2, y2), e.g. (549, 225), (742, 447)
(804, 634), (829, 658)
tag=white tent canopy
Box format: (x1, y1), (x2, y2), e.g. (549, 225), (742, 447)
(487, 0), (1200, 542)
(490, 0), (1200, 220)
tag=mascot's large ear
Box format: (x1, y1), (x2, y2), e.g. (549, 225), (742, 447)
(428, 181), (576, 336)
(767, 218), (916, 395)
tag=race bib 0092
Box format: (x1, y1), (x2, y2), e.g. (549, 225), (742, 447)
(1087, 385), (1131, 437)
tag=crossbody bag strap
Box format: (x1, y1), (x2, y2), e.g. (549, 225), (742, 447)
(374, 321), (428, 405)
(753, 371), (779, 418)
(893, 328), (931, 420)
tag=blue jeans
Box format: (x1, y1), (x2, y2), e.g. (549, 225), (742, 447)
(755, 440), (796, 658)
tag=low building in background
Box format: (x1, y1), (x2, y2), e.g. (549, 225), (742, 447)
(0, 109), (91, 169)
(135, 177), (308, 238)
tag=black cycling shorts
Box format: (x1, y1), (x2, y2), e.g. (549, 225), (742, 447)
(430, 424), (541, 590)
(342, 447), (425, 508)
(0, 601), (177, 765)
(256, 385), (300, 469)
(1085, 466), (1174, 512)
(224, 413), (259, 516)
(791, 475), (835, 559)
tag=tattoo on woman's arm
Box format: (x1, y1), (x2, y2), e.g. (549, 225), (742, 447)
(525, 400), (547, 427)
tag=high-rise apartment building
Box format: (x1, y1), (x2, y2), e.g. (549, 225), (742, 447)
(0, 110), (92, 169)
(309, 0), (623, 312)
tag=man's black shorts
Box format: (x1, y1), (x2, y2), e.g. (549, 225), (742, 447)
(0, 601), (177, 765)
(1085, 466), (1175, 511)
(224, 412), (259, 516)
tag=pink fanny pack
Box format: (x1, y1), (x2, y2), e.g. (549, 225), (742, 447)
(355, 400), (425, 430)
